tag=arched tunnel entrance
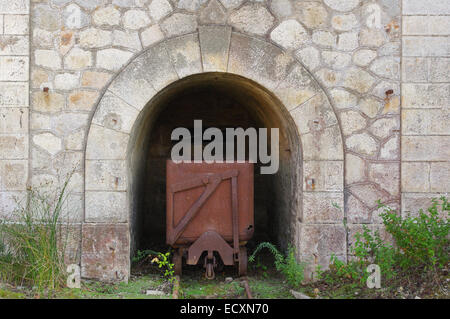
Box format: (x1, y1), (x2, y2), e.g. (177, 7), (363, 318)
(128, 73), (302, 263)
(83, 30), (346, 282)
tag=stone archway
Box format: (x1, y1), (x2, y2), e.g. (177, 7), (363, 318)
(81, 26), (344, 282)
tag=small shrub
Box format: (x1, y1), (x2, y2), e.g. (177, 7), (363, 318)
(151, 251), (175, 283)
(330, 255), (361, 281)
(281, 246), (306, 287)
(132, 249), (175, 283)
(249, 242), (305, 287)
(352, 225), (397, 281)
(378, 197), (449, 271)
(319, 197), (449, 288)
(252, 256), (269, 278)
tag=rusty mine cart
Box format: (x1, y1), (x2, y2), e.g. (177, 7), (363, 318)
(166, 160), (254, 279)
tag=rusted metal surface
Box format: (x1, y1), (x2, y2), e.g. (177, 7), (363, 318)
(241, 277), (253, 299)
(172, 249), (183, 276)
(238, 246), (247, 276)
(231, 175), (239, 260)
(187, 231), (234, 266)
(166, 160), (254, 278)
(172, 275), (180, 299)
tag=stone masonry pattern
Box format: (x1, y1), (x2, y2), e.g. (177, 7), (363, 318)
(0, 0), (448, 280)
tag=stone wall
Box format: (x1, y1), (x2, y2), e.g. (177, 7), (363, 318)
(0, 0), (30, 222)
(401, 0), (450, 215)
(0, 0), (447, 281)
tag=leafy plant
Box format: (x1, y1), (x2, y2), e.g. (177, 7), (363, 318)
(132, 249), (176, 283)
(252, 256), (269, 278)
(249, 242), (305, 287)
(352, 225), (397, 281)
(151, 251), (175, 283)
(330, 255), (361, 281)
(318, 197), (449, 288)
(282, 246), (306, 287)
(314, 264), (323, 281)
(378, 197), (449, 271)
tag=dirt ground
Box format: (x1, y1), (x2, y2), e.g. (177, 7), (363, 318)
(0, 249), (448, 299)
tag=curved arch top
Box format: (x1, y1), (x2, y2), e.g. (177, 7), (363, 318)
(86, 26), (344, 162)
(82, 26), (345, 281)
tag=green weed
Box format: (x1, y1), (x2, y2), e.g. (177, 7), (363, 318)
(0, 177), (73, 294)
(319, 197), (449, 289)
(249, 242), (305, 288)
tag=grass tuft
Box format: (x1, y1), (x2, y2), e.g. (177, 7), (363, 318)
(0, 176), (73, 294)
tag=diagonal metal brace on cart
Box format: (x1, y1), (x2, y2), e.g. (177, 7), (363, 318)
(167, 169), (247, 279)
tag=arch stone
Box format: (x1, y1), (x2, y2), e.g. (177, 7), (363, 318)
(82, 26), (345, 281)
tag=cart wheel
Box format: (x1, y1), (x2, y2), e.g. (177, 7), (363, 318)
(238, 247), (247, 276)
(205, 262), (215, 280)
(173, 249), (182, 276)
